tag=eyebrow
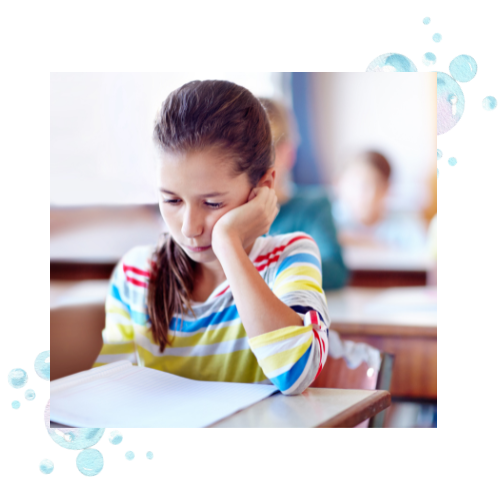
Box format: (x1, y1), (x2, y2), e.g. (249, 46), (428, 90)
(159, 189), (230, 197)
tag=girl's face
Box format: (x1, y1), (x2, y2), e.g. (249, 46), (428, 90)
(157, 148), (253, 264)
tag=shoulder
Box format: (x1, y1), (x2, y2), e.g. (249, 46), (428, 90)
(255, 232), (321, 270)
(286, 186), (332, 212)
(112, 245), (156, 290)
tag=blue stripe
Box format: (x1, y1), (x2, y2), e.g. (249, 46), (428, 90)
(169, 304), (240, 333)
(290, 305), (325, 325)
(269, 343), (312, 392)
(276, 253), (321, 276)
(110, 284), (131, 313)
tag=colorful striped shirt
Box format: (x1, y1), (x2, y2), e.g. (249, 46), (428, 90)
(95, 231), (330, 395)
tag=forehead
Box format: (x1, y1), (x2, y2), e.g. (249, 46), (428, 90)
(157, 149), (249, 194)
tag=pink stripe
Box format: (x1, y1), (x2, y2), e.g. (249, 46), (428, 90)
(123, 264), (150, 277)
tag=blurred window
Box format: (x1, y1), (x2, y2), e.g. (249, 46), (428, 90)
(51, 73), (289, 206)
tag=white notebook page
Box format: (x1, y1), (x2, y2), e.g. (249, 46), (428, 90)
(50, 361), (278, 428)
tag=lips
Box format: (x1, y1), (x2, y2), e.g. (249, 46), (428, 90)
(184, 244), (212, 252)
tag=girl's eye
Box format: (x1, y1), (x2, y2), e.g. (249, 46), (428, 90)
(163, 200), (223, 209)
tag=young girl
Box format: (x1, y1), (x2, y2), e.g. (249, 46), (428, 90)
(94, 80), (329, 395)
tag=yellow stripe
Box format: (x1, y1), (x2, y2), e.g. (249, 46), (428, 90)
(274, 279), (323, 296)
(258, 337), (312, 373)
(103, 323), (135, 341)
(135, 344), (267, 384)
(107, 305), (132, 320)
(167, 323), (246, 348)
(99, 342), (136, 355)
(248, 324), (312, 349)
(274, 265), (321, 288)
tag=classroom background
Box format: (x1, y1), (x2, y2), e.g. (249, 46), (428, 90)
(50, 72), (437, 428)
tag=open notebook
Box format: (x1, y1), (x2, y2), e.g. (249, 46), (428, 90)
(50, 361), (278, 428)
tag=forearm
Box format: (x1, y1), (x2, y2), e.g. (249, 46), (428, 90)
(214, 235), (303, 338)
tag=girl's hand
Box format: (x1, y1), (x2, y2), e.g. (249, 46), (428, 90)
(211, 186), (279, 256)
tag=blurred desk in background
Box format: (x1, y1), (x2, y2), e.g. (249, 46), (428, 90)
(343, 246), (431, 287)
(51, 205), (165, 280)
(326, 287), (437, 400)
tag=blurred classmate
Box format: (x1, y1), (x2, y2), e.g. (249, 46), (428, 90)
(332, 151), (427, 250)
(260, 97), (349, 290)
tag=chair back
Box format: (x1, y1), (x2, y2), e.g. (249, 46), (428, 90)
(310, 332), (394, 427)
(50, 302), (105, 381)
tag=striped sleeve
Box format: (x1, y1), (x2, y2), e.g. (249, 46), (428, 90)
(93, 248), (151, 367)
(248, 233), (330, 395)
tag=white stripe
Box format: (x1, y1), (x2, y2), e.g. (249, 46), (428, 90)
(251, 328), (313, 361)
(134, 331), (250, 357)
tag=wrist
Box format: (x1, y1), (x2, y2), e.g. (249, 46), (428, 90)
(211, 229), (243, 259)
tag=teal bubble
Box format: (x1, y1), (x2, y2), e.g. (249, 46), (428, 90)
(34, 351), (50, 380)
(366, 53), (417, 72)
(423, 52), (436, 66)
(76, 449), (104, 477)
(449, 55), (477, 83)
(8, 368), (28, 388)
(437, 72), (465, 135)
(423, 17), (430, 25)
(39, 459), (54, 475)
(146, 451), (154, 460)
(12, 400), (20, 409)
(47, 428), (106, 451)
(448, 157), (457, 166)
(109, 431), (123, 445)
(25, 389), (36, 401)
(125, 451), (135, 461)
(433, 33), (442, 42)
(437, 149), (442, 160)
(482, 96), (497, 111)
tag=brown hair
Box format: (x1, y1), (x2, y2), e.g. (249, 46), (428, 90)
(358, 151), (392, 182)
(148, 80), (273, 352)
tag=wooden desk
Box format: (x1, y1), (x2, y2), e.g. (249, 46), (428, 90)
(343, 246), (431, 287)
(210, 388), (390, 428)
(326, 287), (437, 400)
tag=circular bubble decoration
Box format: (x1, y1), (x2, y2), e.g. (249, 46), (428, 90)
(44, 400), (105, 450)
(482, 96), (497, 111)
(437, 149), (442, 160)
(109, 431), (123, 445)
(76, 449), (104, 477)
(25, 389), (36, 401)
(449, 55), (477, 83)
(433, 33), (442, 42)
(125, 451), (135, 461)
(437, 72), (465, 135)
(34, 351), (50, 380)
(8, 368), (28, 388)
(423, 17), (430, 25)
(12, 400), (20, 409)
(366, 53), (417, 72)
(39, 459), (54, 475)
(146, 451), (154, 460)
(448, 157), (457, 166)
(423, 52), (436, 66)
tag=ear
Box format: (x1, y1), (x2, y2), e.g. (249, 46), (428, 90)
(257, 168), (276, 189)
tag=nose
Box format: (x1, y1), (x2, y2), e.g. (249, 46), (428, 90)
(181, 205), (204, 239)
